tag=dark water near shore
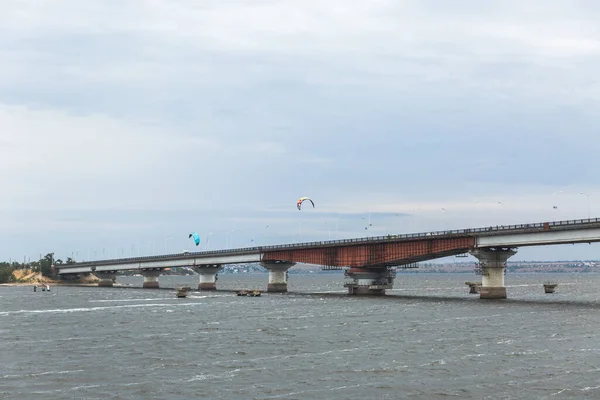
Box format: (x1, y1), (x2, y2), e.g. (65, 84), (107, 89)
(2, 273), (600, 399)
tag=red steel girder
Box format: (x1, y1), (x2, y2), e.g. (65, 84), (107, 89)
(261, 237), (476, 268)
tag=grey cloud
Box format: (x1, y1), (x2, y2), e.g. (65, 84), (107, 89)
(1, 1), (600, 260)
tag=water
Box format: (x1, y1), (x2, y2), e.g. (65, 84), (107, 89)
(2, 273), (600, 399)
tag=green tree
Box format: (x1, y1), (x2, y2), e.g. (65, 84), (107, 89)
(29, 261), (40, 273)
(0, 262), (14, 284)
(38, 253), (54, 277)
(11, 261), (24, 270)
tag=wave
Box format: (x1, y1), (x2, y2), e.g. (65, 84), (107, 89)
(3, 369), (85, 379)
(0, 302), (206, 316)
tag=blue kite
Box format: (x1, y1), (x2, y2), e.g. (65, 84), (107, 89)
(189, 232), (200, 246)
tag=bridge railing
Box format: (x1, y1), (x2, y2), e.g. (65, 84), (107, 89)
(59, 217), (600, 268)
(259, 217), (600, 250)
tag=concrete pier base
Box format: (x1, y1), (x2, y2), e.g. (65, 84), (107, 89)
(98, 279), (114, 287)
(192, 265), (222, 291)
(267, 282), (288, 293)
(95, 271), (117, 287)
(479, 286), (507, 299)
(261, 261), (296, 293)
(465, 282), (481, 294)
(344, 267), (395, 295)
(141, 269), (162, 288)
(544, 283), (558, 294)
(470, 248), (517, 299)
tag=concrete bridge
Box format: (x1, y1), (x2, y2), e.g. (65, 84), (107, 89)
(56, 217), (600, 299)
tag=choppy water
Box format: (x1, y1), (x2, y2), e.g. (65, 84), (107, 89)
(2, 273), (600, 399)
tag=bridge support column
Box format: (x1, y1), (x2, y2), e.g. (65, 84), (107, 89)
(470, 248), (517, 299)
(141, 269), (162, 288)
(344, 267), (395, 295)
(192, 265), (222, 291)
(261, 261), (296, 293)
(95, 271), (117, 287)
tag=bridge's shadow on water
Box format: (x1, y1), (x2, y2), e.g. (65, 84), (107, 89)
(62, 284), (600, 309)
(281, 291), (600, 309)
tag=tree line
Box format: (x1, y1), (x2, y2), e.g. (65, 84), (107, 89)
(0, 253), (76, 284)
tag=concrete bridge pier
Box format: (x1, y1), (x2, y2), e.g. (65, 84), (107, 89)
(470, 248), (517, 299)
(141, 268), (162, 288)
(95, 271), (117, 287)
(261, 261), (296, 292)
(192, 265), (222, 291)
(344, 267), (395, 295)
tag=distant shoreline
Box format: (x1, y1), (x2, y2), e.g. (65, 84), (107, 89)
(3, 270), (598, 288)
(0, 282), (83, 287)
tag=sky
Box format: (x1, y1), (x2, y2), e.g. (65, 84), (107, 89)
(1, 0), (600, 263)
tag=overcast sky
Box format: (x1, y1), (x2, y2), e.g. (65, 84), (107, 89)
(1, 0), (600, 263)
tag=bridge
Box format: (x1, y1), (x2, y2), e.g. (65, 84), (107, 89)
(56, 217), (600, 299)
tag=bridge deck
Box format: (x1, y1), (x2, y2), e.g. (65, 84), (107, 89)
(55, 217), (600, 273)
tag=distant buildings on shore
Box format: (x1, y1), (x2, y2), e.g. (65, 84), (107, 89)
(410, 260), (600, 274)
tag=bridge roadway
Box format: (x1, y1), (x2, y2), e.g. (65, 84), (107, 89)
(56, 217), (600, 299)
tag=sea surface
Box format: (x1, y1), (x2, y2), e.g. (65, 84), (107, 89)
(2, 272), (600, 399)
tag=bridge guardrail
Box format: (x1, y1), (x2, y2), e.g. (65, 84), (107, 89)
(58, 217), (600, 269)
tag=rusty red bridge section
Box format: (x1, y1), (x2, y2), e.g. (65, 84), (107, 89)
(261, 236), (475, 268)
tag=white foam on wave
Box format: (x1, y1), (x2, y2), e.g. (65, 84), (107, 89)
(4, 335), (113, 345)
(0, 302), (205, 316)
(186, 368), (241, 382)
(315, 290), (346, 294)
(214, 346), (379, 366)
(3, 369), (85, 379)
(420, 359), (446, 367)
(461, 353), (487, 359)
(264, 382), (380, 398)
(497, 339), (515, 345)
(90, 295), (210, 303)
(66, 384), (103, 392)
(581, 385), (600, 392)
(89, 298), (167, 303)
